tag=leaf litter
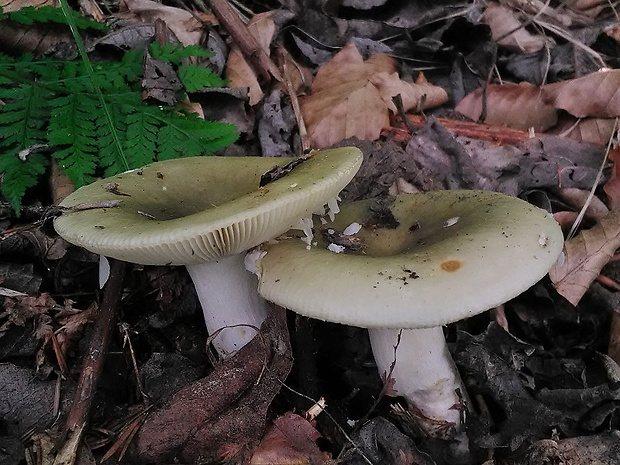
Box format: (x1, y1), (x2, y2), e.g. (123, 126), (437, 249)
(3, 0), (620, 464)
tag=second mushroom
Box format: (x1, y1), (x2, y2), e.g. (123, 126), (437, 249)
(250, 190), (564, 434)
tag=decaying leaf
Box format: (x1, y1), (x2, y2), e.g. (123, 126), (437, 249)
(455, 82), (558, 132)
(549, 209), (620, 306)
(132, 308), (292, 463)
(121, 0), (203, 46)
(456, 70), (620, 137)
(0, 1), (74, 55)
(250, 412), (332, 465)
(542, 70), (620, 118)
(226, 12), (276, 105)
(0, 293), (61, 331)
(604, 151), (620, 210)
(550, 117), (617, 146)
(0, 0), (54, 11)
(301, 43), (448, 148)
(483, 3), (547, 53)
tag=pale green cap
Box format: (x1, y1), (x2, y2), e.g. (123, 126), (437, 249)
(254, 190), (564, 328)
(54, 147), (363, 265)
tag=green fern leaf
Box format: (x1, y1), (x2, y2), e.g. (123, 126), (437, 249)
(3, 6), (108, 31)
(149, 43), (212, 65)
(0, 151), (48, 212)
(0, 83), (51, 149)
(154, 110), (238, 160)
(122, 107), (159, 168)
(49, 94), (99, 187)
(178, 64), (227, 92)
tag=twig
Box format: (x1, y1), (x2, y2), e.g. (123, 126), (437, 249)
(62, 258), (126, 435)
(392, 95), (417, 135)
(279, 48), (309, 153)
(207, 0), (281, 82)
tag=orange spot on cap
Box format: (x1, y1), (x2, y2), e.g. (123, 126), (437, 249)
(440, 260), (462, 272)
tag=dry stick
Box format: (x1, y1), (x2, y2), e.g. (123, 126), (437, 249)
(63, 258), (127, 435)
(207, 0), (281, 82)
(279, 48), (309, 153)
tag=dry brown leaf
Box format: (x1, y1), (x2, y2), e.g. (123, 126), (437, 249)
(567, 0), (609, 17)
(556, 187), (609, 221)
(226, 12), (276, 105)
(0, 0), (54, 11)
(603, 150), (620, 210)
(550, 116), (617, 146)
(0, 293), (61, 331)
(605, 24), (620, 44)
(301, 43), (448, 148)
(455, 82), (558, 132)
(483, 3), (547, 53)
(0, 0), (72, 55)
(371, 72), (449, 113)
(121, 0), (203, 46)
(250, 413), (332, 465)
(542, 70), (620, 118)
(132, 309), (292, 463)
(549, 209), (620, 306)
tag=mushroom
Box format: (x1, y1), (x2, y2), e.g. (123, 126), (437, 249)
(249, 190), (564, 432)
(54, 148), (363, 357)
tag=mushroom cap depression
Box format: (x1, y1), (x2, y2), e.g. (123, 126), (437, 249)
(253, 191), (564, 328)
(54, 147), (363, 265)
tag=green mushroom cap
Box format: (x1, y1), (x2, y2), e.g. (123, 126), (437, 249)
(54, 147), (363, 265)
(253, 190), (564, 328)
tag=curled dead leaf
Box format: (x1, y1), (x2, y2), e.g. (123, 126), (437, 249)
(250, 412), (332, 465)
(455, 82), (558, 132)
(550, 116), (617, 146)
(226, 12), (276, 105)
(549, 209), (620, 306)
(483, 3), (547, 53)
(301, 43), (447, 148)
(542, 70), (620, 119)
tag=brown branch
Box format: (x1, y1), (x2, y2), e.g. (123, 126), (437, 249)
(208, 0), (281, 82)
(63, 258), (127, 435)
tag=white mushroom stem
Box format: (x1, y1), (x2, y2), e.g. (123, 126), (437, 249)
(186, 254), (269, 358)
(368, 327), (468, 429)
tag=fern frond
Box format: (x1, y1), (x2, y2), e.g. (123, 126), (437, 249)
(0, 83), (51, 149)
(2, 6), (108, 31)
(154, 110), (238, 160)
(149, 43), (212, 65)
(178, 64), (227, 92)
(0, 152), (48, 212)
(49, 94), (99, 187)
(122, 107), (159, 168)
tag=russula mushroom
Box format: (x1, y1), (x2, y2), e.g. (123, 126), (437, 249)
(54, 148), (363, 357)
(250, 190), (564, 432)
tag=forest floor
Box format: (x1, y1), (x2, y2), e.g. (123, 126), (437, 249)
(2, 0), (620, 464)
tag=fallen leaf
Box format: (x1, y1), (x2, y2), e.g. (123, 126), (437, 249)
(567, 0), (610, 17)
(226, 12), (276, 105)
(483, 3), (547, 53)
(301, 43), (447, 148)
(556, 187), (609, 221)
(550, 116), (617, 146)
(542, 70), (620, 118)
(0, 293), (61, 331)
(0, 0), (52, 11)
(604, 150), (620, 210)
(455, 82), (558, 132)
(121, 0), (203, 46)
(250, 412), (332, 465)
(549, 209), (620, 306)
(132, 308), (292, 463)
(371, 72), (450, 114)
